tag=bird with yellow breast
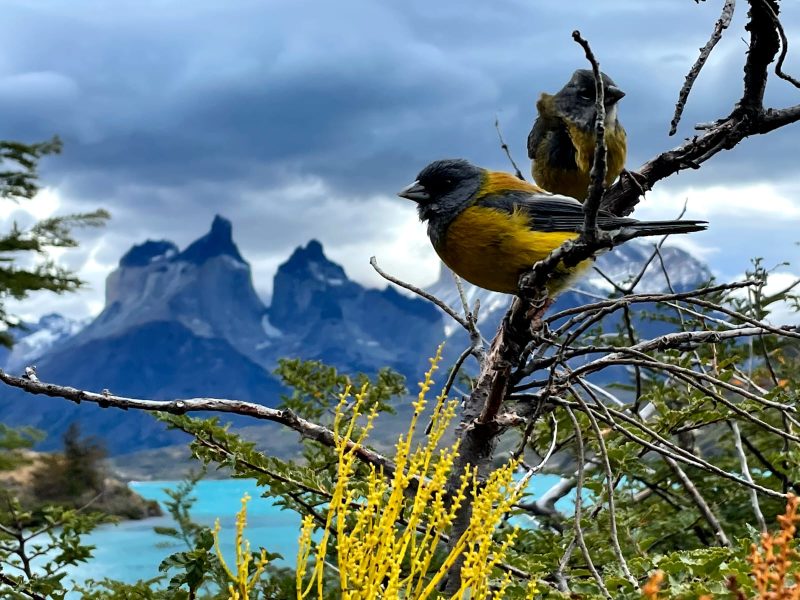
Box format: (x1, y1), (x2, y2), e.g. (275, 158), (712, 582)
(528, 69), (627, 201)
(399, 159), (706, 296)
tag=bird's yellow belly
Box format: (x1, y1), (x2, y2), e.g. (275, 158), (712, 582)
(532, 163), (592, 202)
(567, 124), (627, 198)
(436, 206), (592, 295)
(534, 123), (627, 201)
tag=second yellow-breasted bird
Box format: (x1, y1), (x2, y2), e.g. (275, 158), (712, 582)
(399, 159), (707, 296)
(528, 69), (627, 201)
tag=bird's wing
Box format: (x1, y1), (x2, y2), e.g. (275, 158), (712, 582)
(528, 97), (579, 169)
(527, 117), (546, 160)
(477, 192), (631, 233)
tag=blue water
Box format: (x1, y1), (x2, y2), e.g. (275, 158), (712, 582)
(66, 474), (571, 586)
(67, 479), (302, 586)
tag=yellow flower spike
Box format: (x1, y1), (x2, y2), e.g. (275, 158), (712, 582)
(213, 518), (237, 583)
(214, 493), (270, 600)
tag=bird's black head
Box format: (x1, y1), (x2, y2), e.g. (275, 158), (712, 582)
(397, 159), (483, 224)
(553, 69), (625, 129)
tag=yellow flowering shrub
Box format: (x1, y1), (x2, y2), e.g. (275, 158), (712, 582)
(214, 493), (270, 600)
(296, 347), (529, 599)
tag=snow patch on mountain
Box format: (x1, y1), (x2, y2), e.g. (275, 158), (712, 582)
(4, 314), (88, 373)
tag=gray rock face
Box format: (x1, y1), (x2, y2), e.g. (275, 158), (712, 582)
(77, 215), (270, 366)
(268, 240), (443, 377)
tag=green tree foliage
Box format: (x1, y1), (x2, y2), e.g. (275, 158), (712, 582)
(0, 137), (108, 346)
(0, 493), (110, 599)
(0, 137), (113, 598)
(0, 423), (43, 471)
(32, 422), (108, 503)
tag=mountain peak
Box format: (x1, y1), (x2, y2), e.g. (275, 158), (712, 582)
(288, 239), (325, 261)
(281, 240), (344, 278)
(119, 240), (179, 267)
(178, 215), (245, 265)
(305, 239), (324, 257)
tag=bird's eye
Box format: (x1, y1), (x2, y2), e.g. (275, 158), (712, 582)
(444, 178), (453, 186)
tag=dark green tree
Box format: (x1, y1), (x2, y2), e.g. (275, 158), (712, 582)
(0, 136), (108, 346)
(32, 422), (108, 502)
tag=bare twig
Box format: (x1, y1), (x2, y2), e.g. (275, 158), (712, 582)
(729, 420), (768, 532)
(545, 280), (757, 323)
(515, 413), (559, 473)
(369, 256), (470, 332)
(601, 0), (795, 217)
(762, 0), (800, 88)
(494, 116), (525, 180)
(670, 0), (736, 135)
(0, 369), (399, 478)
(572, 30), (607, 242)
(442, 346), (473, 401)
(426, 345), (474, 435)
(453, 272), (486, 359)
(554, 536), (577, 594)
(551, 396), (786, 499)
(664, 455), (732, 547)
(568, 387), (638, 590)
(564, 406), (611, 599)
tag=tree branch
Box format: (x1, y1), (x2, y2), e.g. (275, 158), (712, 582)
(0, 572), (47, 600)
(494, 116), (525, 180)
(572, 30), (608, 242)
(670, 0), (736, 135)
(0, 370), (398, 478)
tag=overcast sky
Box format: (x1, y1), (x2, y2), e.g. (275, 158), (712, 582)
(1, 0), (798, 322)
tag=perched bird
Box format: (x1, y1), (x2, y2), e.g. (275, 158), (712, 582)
(398, 159), (706, 296)
(528, 69), (627, 201)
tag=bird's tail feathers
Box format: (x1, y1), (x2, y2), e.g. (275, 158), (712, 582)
(616, 219), (708, 241)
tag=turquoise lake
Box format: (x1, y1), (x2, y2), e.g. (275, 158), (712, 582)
(66, 474), (569, 587)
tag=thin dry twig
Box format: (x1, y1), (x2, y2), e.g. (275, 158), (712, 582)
(729, 420), (768, 532)
(550, 396), (787, 499)
(369, 256), (470, 332)
(602, 0), (797, 216)
(452, 271), (486, 359)
(572, 30), (608, 242)
(425, 345), (474, 435)
(564, 406), (611, 599)
(664, 455), (732, 547)
(0, 369), (399, 478)
(761, 0), (800, 88)
(494, 116), (525, 180)
(568, 386), (638, 590)
(670, 0), (736, 135)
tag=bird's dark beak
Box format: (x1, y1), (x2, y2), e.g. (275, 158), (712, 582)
(605, 85), (625, 104)
(397, 180), (430, 203)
